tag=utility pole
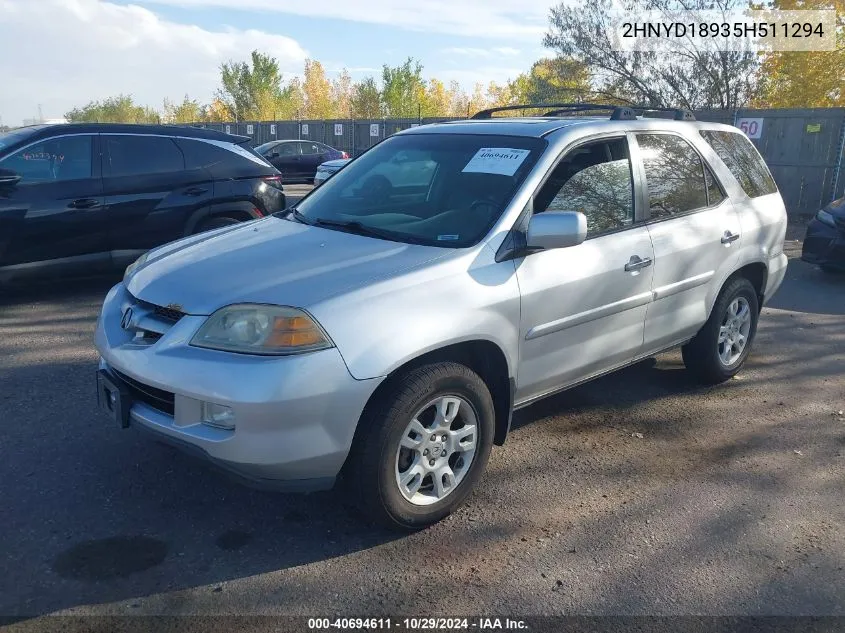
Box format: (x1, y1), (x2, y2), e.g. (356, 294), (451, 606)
(37, 104), (44, 123)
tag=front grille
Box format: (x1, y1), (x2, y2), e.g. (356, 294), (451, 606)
(113, 369), (175, 416)
(149, 303), (184, 323)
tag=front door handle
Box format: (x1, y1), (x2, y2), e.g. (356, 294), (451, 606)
(625, 255), (653, 272)
(721, 231), (740, 244)
(183, 187), (208, 196)
(68, 198), (99, 209)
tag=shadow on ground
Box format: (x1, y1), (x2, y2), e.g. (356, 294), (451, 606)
(1, 259), (843, 618)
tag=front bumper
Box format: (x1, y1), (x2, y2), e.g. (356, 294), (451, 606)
(802, 218), (845, 270)
(94, 283), (382, 491)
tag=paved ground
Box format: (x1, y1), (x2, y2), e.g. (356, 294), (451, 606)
(0, 230), (843, 624)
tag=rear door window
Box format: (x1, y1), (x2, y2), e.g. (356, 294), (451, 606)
(636, 133), (708, 219)
(276, 142), (299, 157)
(699, 130), (777, 198)
(103, 135), (184, 178)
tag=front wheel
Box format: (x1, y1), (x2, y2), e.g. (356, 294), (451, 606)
(350, 362), (495, 530)
(682, 277), (759, 384)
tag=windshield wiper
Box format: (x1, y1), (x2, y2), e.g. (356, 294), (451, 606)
(313, 218), (428, 244)
(277, 206), (314, 225)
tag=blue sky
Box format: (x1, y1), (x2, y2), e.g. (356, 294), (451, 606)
(0, 0), (553, 125)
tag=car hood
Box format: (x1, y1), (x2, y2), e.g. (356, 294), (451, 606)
(320, 159), (351, 169)
(126, 217), (448, 315)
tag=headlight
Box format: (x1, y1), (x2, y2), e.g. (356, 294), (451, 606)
(190, 304), (333, 355)
(123, 253), (148, 281)
(816, 209), (836, 227)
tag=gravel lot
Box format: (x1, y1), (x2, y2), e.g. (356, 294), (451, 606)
(1, 225), (843, 624)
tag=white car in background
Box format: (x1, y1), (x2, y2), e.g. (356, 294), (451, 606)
(314, 158), (351, 186)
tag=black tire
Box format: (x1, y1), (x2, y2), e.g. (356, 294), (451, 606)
(682, 277), (760, 385)
(193, 215), (241, 234)
(348, 362), (495, 530)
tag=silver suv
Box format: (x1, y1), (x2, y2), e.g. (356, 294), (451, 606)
(95, 104), (788, 529)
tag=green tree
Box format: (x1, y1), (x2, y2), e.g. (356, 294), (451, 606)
(65, 95), (160, 123)
(216, 50), (291, 120)
(351, 77), (383, 118)
(163, 95), (203, 123)
(381, 57), (426, 118)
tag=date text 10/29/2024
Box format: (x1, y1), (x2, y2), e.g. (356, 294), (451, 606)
(308, 618), (528, 630)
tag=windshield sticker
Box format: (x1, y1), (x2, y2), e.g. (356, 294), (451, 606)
(462, 147), (531, 176)
(437, 234), (460, 241)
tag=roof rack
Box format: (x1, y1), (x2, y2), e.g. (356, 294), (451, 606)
(470, 102), (695, 122)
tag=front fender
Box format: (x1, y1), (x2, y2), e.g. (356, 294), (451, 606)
(311, 246), (521, 382)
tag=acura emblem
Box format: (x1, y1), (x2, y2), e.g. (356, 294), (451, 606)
(121, 307), (134, 330)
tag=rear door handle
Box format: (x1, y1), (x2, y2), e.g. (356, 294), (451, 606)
(721, 231), (740, 244)
(183, 187), (208, 196)
(625, 255), (653, 272)
(68, 198), (99, 209)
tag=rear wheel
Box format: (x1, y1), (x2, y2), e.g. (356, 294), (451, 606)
(349, 362), (495, 530)
(682, 277), (759, 384)
(193, 215), (241, 234)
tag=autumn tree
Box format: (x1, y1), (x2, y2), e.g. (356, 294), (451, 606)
(754, 0), (844, 107)
(447, 80), (470, 117)
(545, 0), (758, 108)
(421, 79), (452, 117)
(302, 59), (334, 119)
(329, 69), (354, 118)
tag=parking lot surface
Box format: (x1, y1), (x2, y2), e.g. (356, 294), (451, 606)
(1, 232), (843, 622)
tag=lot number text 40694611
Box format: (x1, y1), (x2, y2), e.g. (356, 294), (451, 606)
(307, 617), (528, 630)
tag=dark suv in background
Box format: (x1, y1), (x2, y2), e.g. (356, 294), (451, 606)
(0, 123), (285, 284)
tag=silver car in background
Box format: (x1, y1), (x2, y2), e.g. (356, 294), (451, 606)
(95, 105), (787, 530)
(314, 158), (351, 186)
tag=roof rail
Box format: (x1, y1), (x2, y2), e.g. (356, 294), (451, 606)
(470, 102), (696, 122)
(631, 106), (696, 121)
(471, 103), (618, 119)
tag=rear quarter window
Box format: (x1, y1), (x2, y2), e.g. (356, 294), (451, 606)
(176, 138), (275, 178)
(699, 130), (777, 198)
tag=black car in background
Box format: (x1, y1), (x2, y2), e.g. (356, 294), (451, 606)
(254, 140), (348, 182)
(0, 123), (285, 284)
(802, 195), (845, 273)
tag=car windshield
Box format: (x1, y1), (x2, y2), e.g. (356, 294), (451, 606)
(0, 126), (42, 152)
(290, 133), (545, 247)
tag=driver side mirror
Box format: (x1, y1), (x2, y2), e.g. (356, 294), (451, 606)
(526, 211), (587, 251)
(0, 168), (21, 187)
